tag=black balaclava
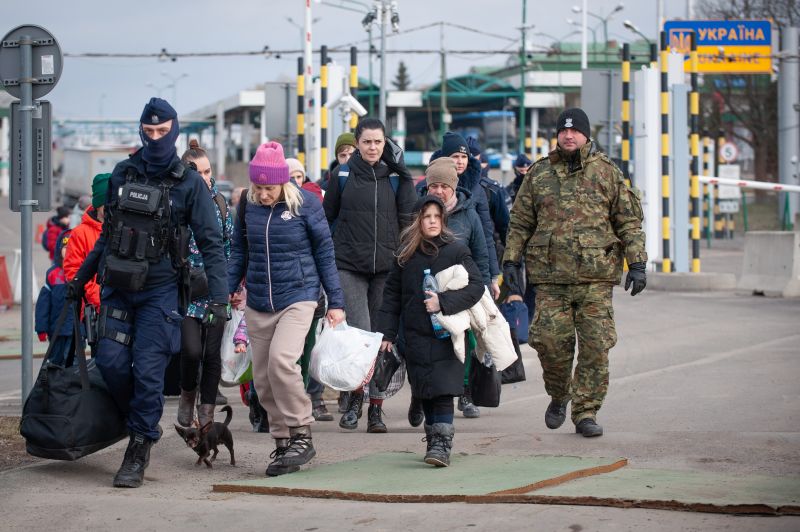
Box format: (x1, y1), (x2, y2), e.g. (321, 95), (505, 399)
(139, 97), (179, 175)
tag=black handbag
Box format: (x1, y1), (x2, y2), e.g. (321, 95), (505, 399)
(468, 354), (502, 408)
(20, 302), (128, 460)
(501, 335), (527, 384)
(370, 345), (402, 393)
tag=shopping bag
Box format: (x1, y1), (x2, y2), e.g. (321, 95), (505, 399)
(364, 359), (405, 400)
(468, 353), (502, 408)
(20, 303), (127, 460)
(220, 309), (252, 387)
(309, 321), (382, 391)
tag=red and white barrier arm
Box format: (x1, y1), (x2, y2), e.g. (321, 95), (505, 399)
(699, 176), (800, 194)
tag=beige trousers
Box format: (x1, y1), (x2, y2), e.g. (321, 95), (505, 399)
(245, 301), (316, 438)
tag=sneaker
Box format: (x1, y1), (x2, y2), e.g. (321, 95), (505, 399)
(266, 439), (300, 477)
(545, 399), (569, 429)
(280, 426), (316, 466)
(575, 418), (603, 438)
(458, 395), (480, 418)
(312, 400), (334, 422)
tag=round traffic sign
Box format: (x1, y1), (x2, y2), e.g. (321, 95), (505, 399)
(0, 25), (62, 100)
(719, 141), (739, 163)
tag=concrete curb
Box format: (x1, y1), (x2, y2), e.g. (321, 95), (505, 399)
(647, 272), (738, 292)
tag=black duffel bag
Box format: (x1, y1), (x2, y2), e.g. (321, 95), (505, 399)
(20, 302), (127, 460)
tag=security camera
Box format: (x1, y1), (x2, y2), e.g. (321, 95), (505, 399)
(344, 94), (368, 117)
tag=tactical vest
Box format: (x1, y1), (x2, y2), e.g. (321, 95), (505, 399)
(102, 163), (187, 291)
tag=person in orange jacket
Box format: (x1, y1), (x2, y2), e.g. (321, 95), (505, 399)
(63, 173), (111, 312)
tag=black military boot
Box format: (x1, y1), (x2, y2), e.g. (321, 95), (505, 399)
(575, 418), (603, 438)
(366, 403), (387, 433)
(266, 438), (300, 477)
(408, 396), (424, 427)
(280, 426), (316, 466)
(337, 391), (350, 413)
(113, 433), (154, 488)
(312, 398), (334, 422)
(338, 391), (364, 430)
(424, 423), (454, 467)
(545, 398), (569, 429)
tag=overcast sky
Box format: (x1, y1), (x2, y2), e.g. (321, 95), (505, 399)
(4, 0), (687, 120)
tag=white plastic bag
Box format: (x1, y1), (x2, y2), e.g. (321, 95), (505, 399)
(220, 309), (252, 387)
(309, 321), (382, 391)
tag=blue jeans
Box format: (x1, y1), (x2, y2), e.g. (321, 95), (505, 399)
(96, 284), (182, 440)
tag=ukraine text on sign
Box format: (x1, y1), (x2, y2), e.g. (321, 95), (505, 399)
(663, 20), (773, 74)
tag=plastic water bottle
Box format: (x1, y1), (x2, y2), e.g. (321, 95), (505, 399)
(423, 269), (450, 339)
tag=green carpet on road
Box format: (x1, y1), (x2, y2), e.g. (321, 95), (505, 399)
(214, 452), (625, 499)
(534, 468), (800, 513)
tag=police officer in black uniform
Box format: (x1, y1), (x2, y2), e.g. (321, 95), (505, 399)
(69, 98), (229, 488)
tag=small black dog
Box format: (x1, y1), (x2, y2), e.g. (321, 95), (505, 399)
(174, 405), (235, 468)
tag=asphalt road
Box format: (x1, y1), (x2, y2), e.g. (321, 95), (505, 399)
(0, 283), (798, 530)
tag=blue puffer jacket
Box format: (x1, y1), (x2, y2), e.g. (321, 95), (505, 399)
(227, 188), (345, 313)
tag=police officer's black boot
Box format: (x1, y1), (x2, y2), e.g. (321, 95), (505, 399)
(280, 425), (316, 466)
(177, 387), (197, 427)
(366, 403), (387, 433)
(338, 391), (364, 430)
(545, 398), (569, 429)
(266, 438), (300, 477)
(113, 433), (154, 488)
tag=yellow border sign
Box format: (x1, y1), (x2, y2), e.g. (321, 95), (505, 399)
(664, 20), (772, 74)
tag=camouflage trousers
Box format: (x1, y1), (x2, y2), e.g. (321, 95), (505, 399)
(529, 283), (617, 424)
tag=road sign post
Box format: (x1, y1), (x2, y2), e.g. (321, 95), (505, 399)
(0, 25), (62, 403)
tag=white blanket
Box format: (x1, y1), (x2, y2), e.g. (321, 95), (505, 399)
(433, 265), (517, 371)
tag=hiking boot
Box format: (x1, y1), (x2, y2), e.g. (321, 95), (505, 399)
(575, 418), (603, 438)
(338, 391), (364, 430)
(177, 387), (197, 427)
(266, 438), (300, 476)
(337, 391), (350, 413)
(458, 395), (480, 419)
(280, 426), (316, 466)
(197, 404), (215, 428)
(215, 388), (228, 406)
(113, 433), (154, 488)
(366, 404), (387, 433)
(408, 396), (424, 427)
(424, 423), (454, 467)
(312, 399), (334, 422)
(545, 398), (569, 429)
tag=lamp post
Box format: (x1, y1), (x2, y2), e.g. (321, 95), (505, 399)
(161, 72), (188, 109)
(623, 19), (653, 46)
(146, 81), (173, 99)
(567, 18), (598, 63)
(572, 2), (624, 63)
(362, 0), (399, 124)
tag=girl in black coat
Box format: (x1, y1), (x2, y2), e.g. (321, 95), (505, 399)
(376, 195), (484, 467)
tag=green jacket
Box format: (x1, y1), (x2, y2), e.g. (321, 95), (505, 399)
(503, 142), (647, 284)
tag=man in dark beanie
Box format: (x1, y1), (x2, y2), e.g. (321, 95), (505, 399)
(69, 97), (229, 488)
(502, 106), (647, 438)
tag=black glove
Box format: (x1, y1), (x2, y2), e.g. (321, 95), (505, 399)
(381, 137), (405, 169)
(502, 261), (524, 297)
(65, 279), (85, 301)
(624, 261), (647, 296)
(202, 303), (230, 328)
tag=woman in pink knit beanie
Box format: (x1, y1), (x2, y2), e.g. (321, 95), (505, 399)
(228, 141), (346, 477)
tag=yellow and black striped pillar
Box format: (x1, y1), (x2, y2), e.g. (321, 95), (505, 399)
(349, 46), (358, 131)
(621, 43), (632, 188)
(536, 136), (544, 159)
(320, 45), (329, 175)
(689, 34), (701, 272)
(660, 31), (671, 273)
(525, 136), (532, 160)
(296, 56), (305, 165)
(702, 131), (711, 241)
(714, 130), (725, 238)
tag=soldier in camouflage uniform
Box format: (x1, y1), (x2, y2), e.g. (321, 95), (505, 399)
(501, 108), (648, 437)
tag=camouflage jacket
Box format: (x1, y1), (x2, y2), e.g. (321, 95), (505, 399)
(503, 142), (647, 284)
